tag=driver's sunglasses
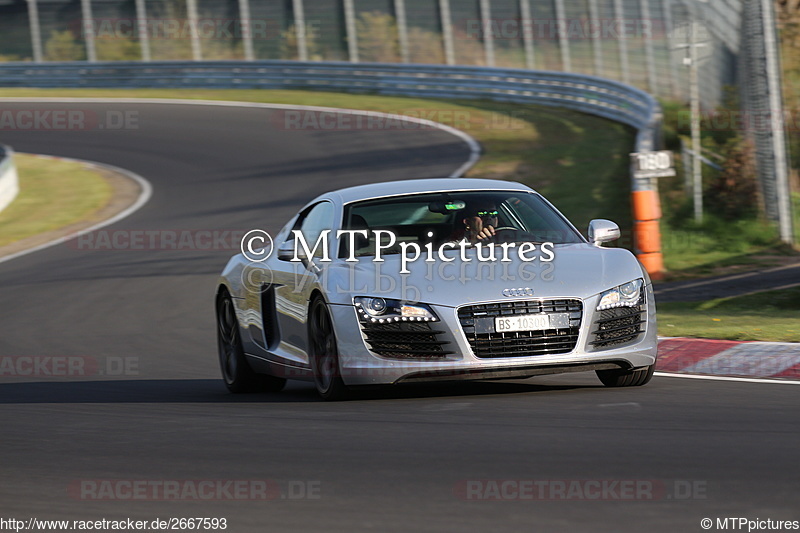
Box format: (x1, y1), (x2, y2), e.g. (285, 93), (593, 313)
(477, 210), (499, 219)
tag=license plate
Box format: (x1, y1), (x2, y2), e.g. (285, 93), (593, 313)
(495, 314), (551, 333)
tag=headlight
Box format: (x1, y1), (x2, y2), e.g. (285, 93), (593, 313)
(596, 279), (644, 311)
(354, 297), (439, 323)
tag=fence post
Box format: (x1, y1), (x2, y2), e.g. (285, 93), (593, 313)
(394, 0), (410, 63)
(344, 0), (358, 63)
(479, 0), (495, 67)
(588, 0), (603, 75)
(81, 0), (97, 62)
(760, 0), (794, 244)
(439, 0), (455, 65)
(614, 0), (630, 83)
(640, 0), (658, 94)
(662, 0), (681, 99)
(186, 0), (202, 61)
(292, 0), (308, 61)
(26, 0), (43, 63)
(135, 0), (151, 62)
(554, 0), (571, 72)
(519, 0), (535, 69)
(238, 0), (255, 61)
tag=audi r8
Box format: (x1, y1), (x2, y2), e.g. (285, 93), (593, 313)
(216, 178), (657, 400)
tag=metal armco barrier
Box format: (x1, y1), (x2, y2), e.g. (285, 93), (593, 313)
(0, 60), (665, 276)
(0, 144), (20, 214)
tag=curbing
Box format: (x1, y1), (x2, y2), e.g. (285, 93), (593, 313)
(656, 337), (800, 382)
(0, 144), (20, 213)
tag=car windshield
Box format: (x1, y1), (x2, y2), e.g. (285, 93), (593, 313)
(340, 191), (584, 257)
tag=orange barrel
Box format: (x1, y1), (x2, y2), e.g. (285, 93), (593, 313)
(631, 189), (664, 279)
(633, 220), (662, 254)
(638, 253), (665, 281)
(632, 190), (662, 221)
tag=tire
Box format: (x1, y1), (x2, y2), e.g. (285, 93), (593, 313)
(596, 364), (655, 387)
(217, 290), (286, 393)
(308, 296), (349, 401)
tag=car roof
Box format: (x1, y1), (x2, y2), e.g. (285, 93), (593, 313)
(322, 178), (535, 205)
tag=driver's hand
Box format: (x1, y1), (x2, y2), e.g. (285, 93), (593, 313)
(467, 217), (496, 243)
(475, 224), (496, 242)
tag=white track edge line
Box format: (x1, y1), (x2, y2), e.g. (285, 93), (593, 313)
(0, 97), (482, 178)
(654, 372), (800, 385)
(0, 154), (153, 266)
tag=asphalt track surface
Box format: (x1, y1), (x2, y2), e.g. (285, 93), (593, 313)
(0, 101), (798, 533)
(654, 261), (800, 302)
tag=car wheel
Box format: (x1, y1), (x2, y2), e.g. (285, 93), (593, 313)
(308, 296), (349, 401)
(217, 290), (286, 393)
(596, 364), (655, 387)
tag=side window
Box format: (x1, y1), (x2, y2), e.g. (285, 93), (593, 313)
(293, 202), (335, 258)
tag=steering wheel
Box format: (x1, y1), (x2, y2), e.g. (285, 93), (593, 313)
(488, 227), (518, 242)
(473, 226), (517, 244)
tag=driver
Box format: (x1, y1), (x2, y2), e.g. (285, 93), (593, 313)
(451, 201), (499, 244)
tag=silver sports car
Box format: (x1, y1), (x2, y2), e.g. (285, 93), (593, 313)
(216, 178), (657, 400)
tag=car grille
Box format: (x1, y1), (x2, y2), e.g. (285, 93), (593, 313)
(590, 305), (646, 348)
(458, 300), (582, 358)
(360, 321), (452, 359)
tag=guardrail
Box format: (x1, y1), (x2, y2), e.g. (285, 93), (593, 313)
(0, 144), (20, 214)
(0, 60), (665, 275)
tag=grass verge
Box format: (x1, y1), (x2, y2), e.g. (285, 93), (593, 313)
(659, 215), (798, 280)
(657, 286), (800, 342)
(0, 154), (111, 248)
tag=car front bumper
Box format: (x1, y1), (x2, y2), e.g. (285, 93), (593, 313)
(329, 288), (658, 386)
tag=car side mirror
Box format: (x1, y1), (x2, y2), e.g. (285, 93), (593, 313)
(277, 240), (305, 261)
(588, 219), (620, 246)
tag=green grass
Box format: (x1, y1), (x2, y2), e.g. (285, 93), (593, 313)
(658, 286), (800, 342)
(659, 214), (796, 278)
(0, 154), (111, 247)
(0, 88), (635, 234)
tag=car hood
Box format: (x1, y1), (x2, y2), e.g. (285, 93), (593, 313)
(321, 243), (646, 307)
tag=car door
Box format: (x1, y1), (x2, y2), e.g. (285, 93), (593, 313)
(270, 201), (336, 366)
